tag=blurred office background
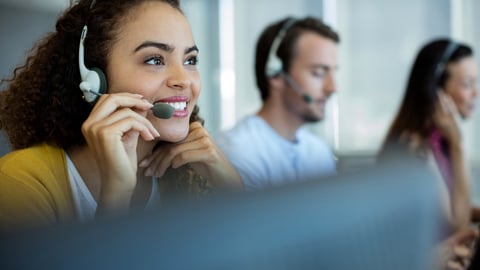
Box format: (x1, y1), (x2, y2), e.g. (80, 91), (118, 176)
(1, 0), (480, 201)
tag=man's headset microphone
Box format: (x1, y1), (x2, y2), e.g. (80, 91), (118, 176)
(265, 18), (314, 104)
(78, 19), (174, 119)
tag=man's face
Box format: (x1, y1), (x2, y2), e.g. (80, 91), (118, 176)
(283, 32), (338, 123)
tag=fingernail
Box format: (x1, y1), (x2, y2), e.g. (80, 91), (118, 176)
(144, 168), (152, 176)
(147, 133), (155, 141)
(139, 159), (148, 167)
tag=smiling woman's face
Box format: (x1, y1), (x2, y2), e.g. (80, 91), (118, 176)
(106, 1), (201, 142)
(444, 56), (478, 119)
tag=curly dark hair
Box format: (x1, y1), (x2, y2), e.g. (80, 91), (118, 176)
(0, 0), (203, 150)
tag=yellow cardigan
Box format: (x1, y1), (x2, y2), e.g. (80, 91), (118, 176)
(0, 143), (75, 231)
(0, 143), (213, 231)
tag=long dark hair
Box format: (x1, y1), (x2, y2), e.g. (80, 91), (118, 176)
(0, 0), (204, 150)
(380, 38), (473, 157)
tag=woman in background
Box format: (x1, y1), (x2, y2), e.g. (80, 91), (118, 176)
(0, 0), (242, 232)
(379, 39), (478, 270)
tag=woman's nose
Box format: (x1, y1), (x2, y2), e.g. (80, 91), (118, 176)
(166, 64), (191, 90)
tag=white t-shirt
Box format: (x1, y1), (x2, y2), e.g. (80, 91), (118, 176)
(216, 115), (336, 191)
(65, 153), (160, 222)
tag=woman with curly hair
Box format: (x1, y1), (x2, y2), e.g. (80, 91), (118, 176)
(0, 0), (242, 231)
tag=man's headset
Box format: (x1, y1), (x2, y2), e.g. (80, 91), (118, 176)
(264, 18), (313, 104)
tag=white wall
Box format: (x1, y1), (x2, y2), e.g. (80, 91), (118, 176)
(336, 0), (451, 155)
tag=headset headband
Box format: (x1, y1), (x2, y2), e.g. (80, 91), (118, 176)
(433, 41), (459, 83)
(265, 18), (297, 78)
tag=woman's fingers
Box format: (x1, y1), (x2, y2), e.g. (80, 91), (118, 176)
(140, 124), (214, 177)
(453, 244), (473, 260)
(433, 91), (462, 141)
(89, 93), (152, 119)
(142, 140), (207, 177)
(451, 227), (479, 244)
(83, 94), (160, 142)
(86, 108), (160, 141)
(446, 260), (464, 270)
(443, 227), (479, 270)
(438, 91), (458, 116)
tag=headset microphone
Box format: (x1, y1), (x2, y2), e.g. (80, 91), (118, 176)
(282, 73), (313, 104)
(152, 103), (175, 119)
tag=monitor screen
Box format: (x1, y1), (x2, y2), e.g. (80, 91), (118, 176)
(0, 158), (441, 270)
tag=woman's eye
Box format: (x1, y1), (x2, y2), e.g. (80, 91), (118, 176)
(463, 82), (473, 88)
(185, 56), (199, 65)
(145, 56), (164, 66)
(461, 79), (475, 88)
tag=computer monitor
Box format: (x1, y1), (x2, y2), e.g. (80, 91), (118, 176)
(0, 158), (441, 270)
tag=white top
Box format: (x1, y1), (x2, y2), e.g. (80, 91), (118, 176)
(216, 115), (336, 191)
(65, 153), (160, 222)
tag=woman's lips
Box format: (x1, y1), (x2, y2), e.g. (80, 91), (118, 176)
(154, 96), (189, 118)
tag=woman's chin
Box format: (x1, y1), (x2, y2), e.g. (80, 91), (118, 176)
(460, 108), (474, 120)
(158, 128), (189, 143)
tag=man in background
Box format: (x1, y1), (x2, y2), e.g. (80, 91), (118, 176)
(216, 16), (339, 191)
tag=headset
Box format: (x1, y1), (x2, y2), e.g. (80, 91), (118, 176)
(265, 18), (297, 78)
(264, 18), (314, 104)
(433, 41), (459, 87)
(78, 0), (108, 104)
(77, 0), (174, 119)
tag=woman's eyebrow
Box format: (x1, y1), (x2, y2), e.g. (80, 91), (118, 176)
(133, 42), (198, 55)
(133, 41), (173, 53)
(185, 45), (199, 54)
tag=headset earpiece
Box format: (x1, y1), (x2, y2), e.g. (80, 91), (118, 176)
(78, 25), (108, 104)
(265, 18), (314, 104)
(91, 67), (107, 95)
(265, 18), (297, 78)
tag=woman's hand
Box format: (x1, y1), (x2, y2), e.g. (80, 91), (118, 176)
(433, 91), (462, 143)
(81, 93), (160, 213)
(139, 121), (243, 190)
(436, 226), (478, 270)
(433, 92), (472, 229)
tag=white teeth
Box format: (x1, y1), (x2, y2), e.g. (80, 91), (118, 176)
(164, 102), (187, 110)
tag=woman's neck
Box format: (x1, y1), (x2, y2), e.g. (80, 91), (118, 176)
(67, 139), (158, 202)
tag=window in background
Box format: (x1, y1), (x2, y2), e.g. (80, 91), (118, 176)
(335, 0), (451, 156)
(462, 0), (480, 203)
(182, 0), (222, 134)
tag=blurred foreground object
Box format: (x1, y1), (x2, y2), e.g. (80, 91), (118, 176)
(0, 158), (441, 270)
